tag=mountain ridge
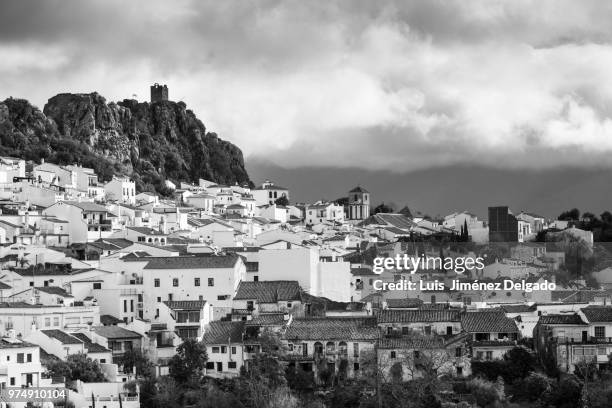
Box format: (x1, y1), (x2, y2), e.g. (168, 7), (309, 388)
(0, 92), (251, 194)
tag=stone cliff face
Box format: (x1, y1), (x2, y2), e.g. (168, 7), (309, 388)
(0, 93), (251, 193)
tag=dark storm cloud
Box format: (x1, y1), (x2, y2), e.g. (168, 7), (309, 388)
(2, 0), (612, 171)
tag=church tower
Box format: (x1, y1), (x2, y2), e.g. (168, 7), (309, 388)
(348, 186), (370, 220)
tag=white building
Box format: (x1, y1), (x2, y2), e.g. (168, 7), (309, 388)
(252, 180), (289, 206)
(105, 177), (136, 205)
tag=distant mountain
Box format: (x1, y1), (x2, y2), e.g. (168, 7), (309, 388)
(247, 158), (612, 219)
(0, 93), (251, 194)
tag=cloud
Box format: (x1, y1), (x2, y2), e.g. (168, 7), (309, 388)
(2, 0), (612, 171)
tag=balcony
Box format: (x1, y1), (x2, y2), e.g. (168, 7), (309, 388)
(555, 336), (612, 345)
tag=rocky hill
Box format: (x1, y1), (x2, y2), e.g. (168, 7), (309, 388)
(0, 92), (251, 194)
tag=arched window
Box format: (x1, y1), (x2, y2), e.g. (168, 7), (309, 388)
(339, 342), (348, 356)
(326, 342), (335, 353)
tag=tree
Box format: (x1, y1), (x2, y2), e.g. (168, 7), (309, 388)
(462, 219), (469, 241)
(118, 349), (154, 378)
(46, 354), (106, 383)
(399, 206), (413, 218)
(373, 202), (394, 214)
(168, 338), (208, 383)
(468, 377), (505, 408)
(274, 195), (289, 206)
(559, 208), (580, 221)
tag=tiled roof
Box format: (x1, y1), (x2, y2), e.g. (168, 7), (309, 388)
(143, 254), (239, 269)
(234, 281), (302, 302)
(351, 267), (376, 276)
(93, 326), (141, 340)
(461, 311), (519, 333)
(245, 313), (287, 326)
(70, 333), (110, 353)
(284, 317), (379, 341)
(202, 321), (245, 344)
(41, 330), (82, 345)
(378, 337), (445, 349)
(551, 291), (606, 303)
(349, 186), (369, 193)
(88, 238), (133, 251)
(63, 201), (109, 212)
(127, 226), (166, 236)
(500, 304), (537, 313)
(35, 286), (73, 297)
(537, 314), (588, 325)
(378, 309), (461, 323)
(581, 306), (612, 323)
(360, 213), (416, 229)
(386, 298), (424, 309)
(163, 300), (207, 310)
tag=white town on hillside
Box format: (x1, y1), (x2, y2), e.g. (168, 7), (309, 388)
(0, 154), (610, 407)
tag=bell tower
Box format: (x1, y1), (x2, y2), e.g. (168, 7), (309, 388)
(348, 186), (370, 220)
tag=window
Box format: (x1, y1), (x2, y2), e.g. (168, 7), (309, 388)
(353, 343), (359, 358)
(287, 302), (292, 309)
(44, 317), (51, 327)
(246, 301), (254, 311)
(476, 351), (484, 360)
(485, 351), (493, 360)
(17, 353), (24, 363)
(206, 362), (214, 369)
(228, 361), (237, 369)
(390, 351), (396, 359)
(221, 346), (227, 353)
(26, 354), (32, 363)
(254, 276), (259, 282)
(53, 317), (60, 327)
(194, 278), (200, 286)
(455, 347), (462, 357)
(402, 327), (409, 335)
(326, 342), (335, 353)
(29, 281), (34, 287)
(123, 300), (127, 313)
(314, 342), (323, 354)
(93, 282), (101, 290)
(157, 297), (161, 303)
(288, 344), (294, 351)
(231, 346), (236, 354)
(413, 350), (420, 359)
(354, 363), (360, 371)
(9, 378), (14, 386)
(208, 278), (214, 287)
(173, 278), (179, 287)
(154, 279), (160, 287)
(212, 347), (220, 353)
(130, 300), (134, 312)
(595, 326), (606, 338)
(168, 294), (173, 301)
(424, 326), (432, 335)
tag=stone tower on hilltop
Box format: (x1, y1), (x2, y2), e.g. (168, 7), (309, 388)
(150, 83), (169, 103)
(348, 185), (370, 220)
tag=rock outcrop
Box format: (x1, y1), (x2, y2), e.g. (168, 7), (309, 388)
(0, 93), (251, 193)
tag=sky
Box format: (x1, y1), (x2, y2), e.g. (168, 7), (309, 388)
(1, 0), (612, 216)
